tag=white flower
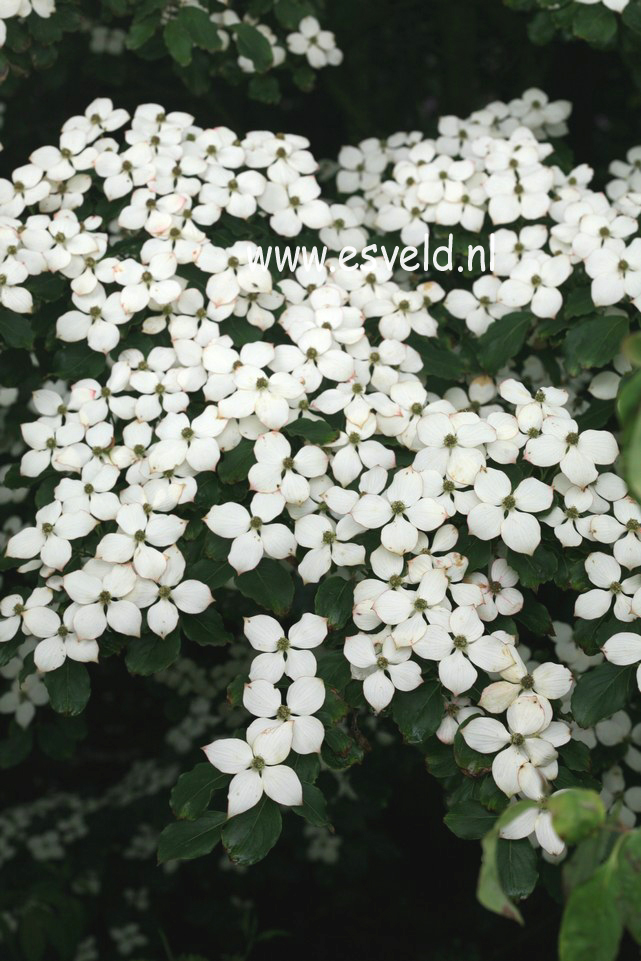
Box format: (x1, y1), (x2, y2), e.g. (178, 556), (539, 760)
(479, 648), (572, 714)
(417, 607), (515, 695)
(350, 467), (447, 554)
(574, 553), (640, 621)
(344, 631), (422, 712)
(498, 254), (571, 318)
(33, 606), (99, 672)
(499, 802), (565, 857)
(417, 411), (496, 485)
(602, 632), (641, 692)
(467, 468), (553, 555)
(462, 695), (570, 798)
(203, 727), (303, 817)
(286, 17), (343, 69)
(244, 612), (327, 682)
(63, 563), (142, 640)
(7, 502), (96, 571)
(0, 588), (54, 643)
(143, 546), (213, 638)
(524, 418), (618, 487)
(248, 431), (328, 505)
(294, 514), (365, 583)
(259, 176), (331, 237)
(96, 503), (186, 581)
(243, 675), (326, 754)
(466, 559), (523, 621)
(205, 493), (297, 574)
(590, 497), (641, 570)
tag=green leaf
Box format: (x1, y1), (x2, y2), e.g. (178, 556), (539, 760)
(292, 782), (330, 827)
(43, 661), (90, 716)
(163, 17), (193, 66)
(558, 739), (592, 773)
(0, 312), (33, 348)
(284, 417), (339, 445)
(506, 544), (558, 588)
(158, 811), (226, 863)
(179, 7), (222, 51)
(391, 679), (443, 743)
(236, 559), (294, 615)
(414, 340), (467, 380)
(218, 439), (254, 484)
(477, 801), (537, 925)
(274, 0), (309, 29)
(559, 866), (623, 961)
(248, 74), (281, 104)
(444, 800), (498, 840)
(476, 312), (532, 374)
(573, 4), (618, 44)
(52, 343), (106, 380)
(171, 764), (230, 820)
(233, 22), (274, 71)
(623, 0), (641, 36)
(571, 663), (636, 727)
(222, 795), (282, 864)
(623, 401), (641, 501)
(314, 576), (354, 629)
(564, 287), (595, 319)
(514, 596), (553, 635)
(183, 606), (231, 646)
(125, 631), (181, 675)
(188, 558), (234, 591)
(564, 315), (629, 375)
(616, 829), (641, 942)
(497, 838), (539, 900)
(548, 788), (606, 843)
(125, 18), (157, 49)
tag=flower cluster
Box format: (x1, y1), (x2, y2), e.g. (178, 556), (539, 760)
(0, 90), (638, 880)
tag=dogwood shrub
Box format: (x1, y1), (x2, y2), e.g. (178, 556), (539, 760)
(1, 86), (641, 957)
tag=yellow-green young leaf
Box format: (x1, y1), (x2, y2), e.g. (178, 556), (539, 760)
(476, 800), (537, 925)
(624, 405), (641, 502)
(548, 789), (606, 844)
(615, 829), (641, 943)
(559, 866), (623, 961)
(622, 331), (641, 368)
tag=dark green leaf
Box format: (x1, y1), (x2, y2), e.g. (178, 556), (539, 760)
(571, 663), (636, 727)
(158, 811), (226, 863)
(164, 18), (193, 66)
(391, 679), (443, 743)
(497, 838), (539, 900)
(564, 315), (629, 375)
(171, 763), (230, 820)
(125, 631), (181, 675)
(444, 800), (497, 839)
(284, 417), (339, 445)
(236, 559), (294, 615)
(476, 312), (532, 374)
(314, 576), (354, 629)
(43, 660), (90, 717)
(233, 22), (274, 71)
(222, 795), (282, 865)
